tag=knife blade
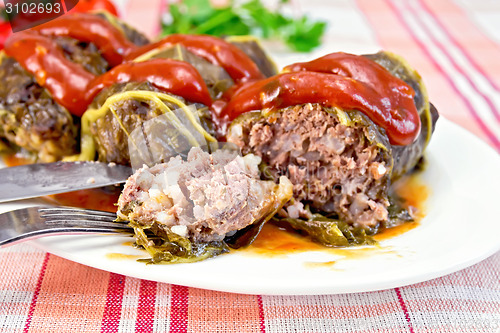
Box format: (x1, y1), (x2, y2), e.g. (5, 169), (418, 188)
(0, 161), (133, 203)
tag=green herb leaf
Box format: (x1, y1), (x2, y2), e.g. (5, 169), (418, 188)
(283, 17), (327, 52)
(161, 0), (326, 52)
(195, 8), (251, 36)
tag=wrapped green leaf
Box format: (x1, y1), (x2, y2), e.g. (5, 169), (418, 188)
(364, 51), (439, 179)
(275, 213), (376, 247)
(225, 36), (278, 78)
(70, 80), (216, 165)
(96, 12), (150, 47)
(132, 223), (229, 264)
(132, 44), (234, 99)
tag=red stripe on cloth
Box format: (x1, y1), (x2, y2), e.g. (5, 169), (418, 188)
(22, 252), (50, 333)
(420, 0), (500, 94)
(356, 0), (488, 142)
(257, 295), (266, 333)
(135, 280), (157, 333)
(422, 0), (500, 91)
(385, 0), (500, 151)
(395, 287), (414, 333)
(100, 273), (126, 333)
(414, 0), (500, 123)
(186, 288), (263, 332)
(169, 285), (189, 333)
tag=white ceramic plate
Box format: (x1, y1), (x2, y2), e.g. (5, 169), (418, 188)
(1, 117), (499, 295)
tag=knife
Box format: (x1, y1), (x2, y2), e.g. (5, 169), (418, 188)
(0, 161), (133, 203)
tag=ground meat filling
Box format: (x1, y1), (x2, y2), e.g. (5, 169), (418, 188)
(117, 147), (292, 242)
(227, 103), (391, 228)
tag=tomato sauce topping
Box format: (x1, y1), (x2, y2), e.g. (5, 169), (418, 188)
(281, 52), (421, 145)
(5, 29), (213, 116)
(4, 30), (95, 116)
(4, 16), (419, 145)
(126, 34), (265, 83)
(31, 13), (136, 66)
(86, 58), (213, 107)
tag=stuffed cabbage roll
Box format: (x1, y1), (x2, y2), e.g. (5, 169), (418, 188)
(0, 13), (149, 162)
(222, 52), (439, 245)
(74, 58), (217, 165)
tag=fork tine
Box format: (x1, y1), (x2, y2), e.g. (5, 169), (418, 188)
(38, 207), (131, 229)
(44, 219), (130, 229)
(39, 207), (117, 217)
(41, 212), (117, 223)
(39, 207), (119, 223)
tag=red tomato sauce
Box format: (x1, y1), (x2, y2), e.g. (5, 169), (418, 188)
(126, 34), (265, 83)
(85, 58), (213, 107)
(217, 69), (420, 146)
(32, 13), (135, 66)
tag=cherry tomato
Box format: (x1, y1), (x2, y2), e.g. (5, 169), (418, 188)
(71, 0), (119, 16)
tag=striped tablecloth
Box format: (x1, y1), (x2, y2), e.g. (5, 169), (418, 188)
(1, 0), (500, 332)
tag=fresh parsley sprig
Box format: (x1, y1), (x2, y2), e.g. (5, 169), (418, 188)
(161, 0), (327, 52)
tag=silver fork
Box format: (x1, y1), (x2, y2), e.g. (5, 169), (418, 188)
(0, 206), (132, 247)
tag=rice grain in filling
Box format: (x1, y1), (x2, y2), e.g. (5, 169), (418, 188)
(226, 103), (393, 229)
(117, 147), (292, 242)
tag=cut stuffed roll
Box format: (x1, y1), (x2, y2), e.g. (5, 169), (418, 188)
(116, 146), (293, 263)
(221, 52), (438, 244)
(283, 51), (439, 180)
